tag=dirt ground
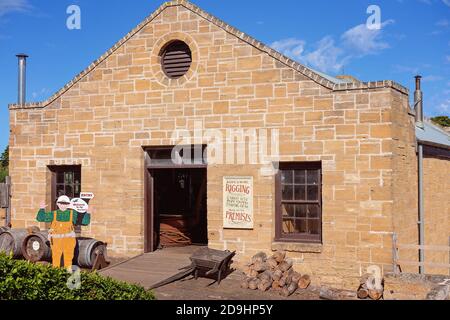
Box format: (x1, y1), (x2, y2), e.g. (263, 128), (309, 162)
(153, 270), (322, 300)
(104, 255), (322, 300)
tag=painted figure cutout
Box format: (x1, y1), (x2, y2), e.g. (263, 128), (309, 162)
(36, 195), (91, 270)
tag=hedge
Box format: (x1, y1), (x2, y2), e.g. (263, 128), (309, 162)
(0, 253), (155, 300)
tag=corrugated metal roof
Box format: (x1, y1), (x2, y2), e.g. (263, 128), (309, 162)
(309, 68), (353, 84)
(416, 121), (450, 149)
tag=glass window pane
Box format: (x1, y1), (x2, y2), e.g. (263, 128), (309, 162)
(281, 204), (295, 218)
(307, 170), (319, 185)
(65, 172), (73, 184)
(308, 219), (320, 235)
(282, 185), (294, 201)
(282, 219), (295, 233)
(281, 170), (293, 184)
(307, 186), (319, 201)
(65, 185), (73, 198)
(294, 185), (306, 201)
(294, 170), (306, 184)
(308, 205), (319, 218)
(57, 172), (64, 184)
(74, 184), (81, 197)
(296, 204), (307, 218)
(56, 186), (65, 198)
(74, 169), (81, 184)
(294, 219), (307, 233)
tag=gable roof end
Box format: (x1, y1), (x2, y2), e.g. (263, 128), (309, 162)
(8, 0), (409, 110)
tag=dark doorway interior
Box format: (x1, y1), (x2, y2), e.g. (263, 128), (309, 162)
(151, 168), (207, 249)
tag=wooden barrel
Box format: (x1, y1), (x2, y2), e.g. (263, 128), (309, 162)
(21, 231), (51, 262)
(0, 226), (9, 235)
(0, 228), (28, 258)
(74, 237), (107, 268)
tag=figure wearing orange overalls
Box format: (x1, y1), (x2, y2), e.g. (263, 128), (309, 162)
(36, 195), (91, 270)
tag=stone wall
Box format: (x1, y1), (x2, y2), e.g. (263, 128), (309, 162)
(8, 1), (414, 289)
(423, 155), (450, 275)
(391, 90), (419, 273)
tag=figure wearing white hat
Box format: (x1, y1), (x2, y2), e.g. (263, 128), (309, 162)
(36, 195), (91, 270)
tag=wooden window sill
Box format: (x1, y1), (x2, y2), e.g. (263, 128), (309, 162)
(271, 242), (323, 253)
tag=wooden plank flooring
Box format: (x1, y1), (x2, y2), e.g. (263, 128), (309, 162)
(99, 246), (203, 289)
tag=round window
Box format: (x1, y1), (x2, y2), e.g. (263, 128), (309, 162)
(160, 40), (192, 79)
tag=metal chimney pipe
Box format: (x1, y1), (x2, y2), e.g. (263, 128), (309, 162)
(16, 53), (28, 105)
(414, 75), (424, 128)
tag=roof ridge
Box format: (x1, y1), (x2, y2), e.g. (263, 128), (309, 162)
(9, 0), (409, 110)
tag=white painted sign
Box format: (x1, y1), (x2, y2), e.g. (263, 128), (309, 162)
(80, 192), (94, 200)
(223, 176), (253, 229)
(70, 198), (89, 213)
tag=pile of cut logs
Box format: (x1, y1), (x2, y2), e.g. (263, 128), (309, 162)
(241, 251), (311, 297)
(357, 272), (384, 300)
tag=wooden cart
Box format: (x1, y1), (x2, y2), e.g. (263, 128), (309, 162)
(186, 247), (236, 285)
(149, 247), (236, 289)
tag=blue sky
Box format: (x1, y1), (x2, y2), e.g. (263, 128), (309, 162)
(0, 0), (449, 152)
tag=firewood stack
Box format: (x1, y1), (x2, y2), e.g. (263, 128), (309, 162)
(241, 251), (311, 297)
(357, 273), (384, 300)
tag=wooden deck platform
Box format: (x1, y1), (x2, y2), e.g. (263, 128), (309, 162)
(99, 246), (203, 289)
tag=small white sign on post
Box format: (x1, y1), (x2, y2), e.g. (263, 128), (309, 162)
(223, 176), (253, 229)
(80, 192), (94, 200)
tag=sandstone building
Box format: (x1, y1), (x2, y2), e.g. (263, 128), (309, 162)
(7, 1), (450, 289)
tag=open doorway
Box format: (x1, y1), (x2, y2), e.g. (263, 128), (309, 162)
(152, 168), (207, 248)
(144, 146), (208, 252)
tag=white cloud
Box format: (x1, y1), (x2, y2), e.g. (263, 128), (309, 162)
(422, 75), (444, 82)
(0, 0), (32, 17)
(341, 20), (394, 56)
(436, 19), (449, 27)
(32, 88), (50, 99)
(271, 38), (305, 60)
(437, 98), (450, 114)
(446, 55), (450, 63)
(393, 65), (420, 74)
(417, 0), (450, 8)
(270, 20), (394, 73)
(303, 37), (346, 73)
(271, 37), (346, 73)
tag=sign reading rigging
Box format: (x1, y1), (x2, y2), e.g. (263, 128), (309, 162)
(223, 176), (253, 229)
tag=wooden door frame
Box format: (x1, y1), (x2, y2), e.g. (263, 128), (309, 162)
(143, 150), (207, 253)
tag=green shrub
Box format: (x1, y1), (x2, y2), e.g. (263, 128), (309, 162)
(0, 253), (155, 300)
(0, 166), (7, 183)
(431, 116), (450, 127)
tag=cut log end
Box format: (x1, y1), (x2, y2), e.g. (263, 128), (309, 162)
(258, 279), (273, 292)
(251, 252), (267, 264)
(368, 289), (383, 300)
(281, 281), (298, 297)
(357, 287), (369, 299)
(298, 274), (311, 289)
(278, 259), (293, 272)
(248, 278), (260, 290)
(272, 251), (286, 263)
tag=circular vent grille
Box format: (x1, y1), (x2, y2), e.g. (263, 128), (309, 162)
(161, 40), (192, 79)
